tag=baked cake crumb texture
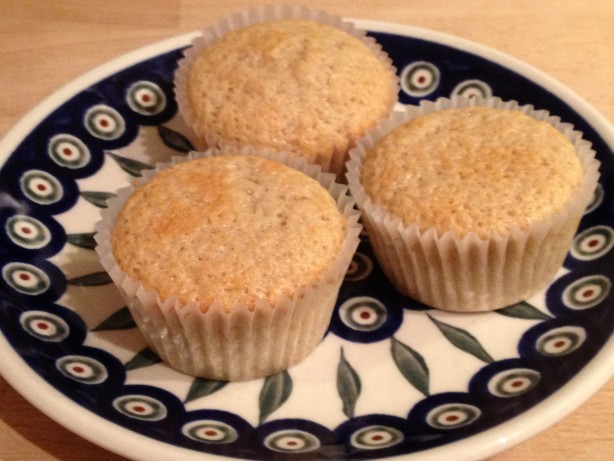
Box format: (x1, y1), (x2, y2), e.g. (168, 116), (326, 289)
(112, 155), (346, 311)
(186, 19), (394, 164)
(361, 107), (583, 238)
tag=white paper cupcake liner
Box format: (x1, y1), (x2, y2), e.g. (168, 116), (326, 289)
(173, 5), (399, 179)
(346, 96), (601, 312)
(95, 146), (362, 381)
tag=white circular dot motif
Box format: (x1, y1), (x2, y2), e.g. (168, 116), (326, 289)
(20, 310), (69, 342)
(339, 296), (387, 331)
(56, 355), (108, 384)
(571, 226), (614, 261)
(2, 262), (50, 295)
(487, 368), (541, 398)
(182, 420), (238, 444)
(451, 79), (493, 99)
(350, 425), (404, 449)
(345, 252), (373, 281)
(84, 104), (125, 140)
(127, 81), (166, 115)
(6, 215), (51, 249)
(585, 183), (604, 214)
(113, 394), (167, 421)
(400, 61), (440, 97)
(20, 170), (63, 204)
(48, 134), (91, 168)
(426, 403), (481, 429)
(535, 326), (587, 356)
(562, 275), (610, 310)
(264, 429), (320, 453)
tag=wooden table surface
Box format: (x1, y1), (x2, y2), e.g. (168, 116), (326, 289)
(0, 1), (612, 460)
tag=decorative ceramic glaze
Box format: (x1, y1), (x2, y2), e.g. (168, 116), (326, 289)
(0, 20), (612, 461)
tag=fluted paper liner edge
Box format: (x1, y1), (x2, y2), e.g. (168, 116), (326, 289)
(346, 96), (601, 312)
(95, 147), (361, 381)
(173, 4), (399, 178)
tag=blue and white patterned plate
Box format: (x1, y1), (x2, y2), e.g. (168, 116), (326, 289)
(0, 19), (613, 461)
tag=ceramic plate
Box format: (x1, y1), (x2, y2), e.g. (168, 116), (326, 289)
(0, 19), (613, 461)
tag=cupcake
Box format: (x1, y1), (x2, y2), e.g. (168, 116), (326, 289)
(174, 5), (398, 179)
(95, 148), (361, 381)
(346, 96), (600, 312)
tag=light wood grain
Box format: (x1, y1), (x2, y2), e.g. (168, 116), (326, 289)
(0, 1), (612, 460)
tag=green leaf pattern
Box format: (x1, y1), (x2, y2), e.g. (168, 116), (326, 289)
(259, 370), (293, 424)
(496, 301), (553, 320)
(106, 151), (154, 177)
(428, 315), (494, 363)
(124, 347), (161, 371)
(80, 191), (116, 208)
(67, 271), (112, 286)
(185, 378), (228, 403)
(157, 125), (195, 153)
(92, 306), (136, 331)
(391, 336), (430, 397)
(337, 347), (361, 418)
(66, 232), (97, 250)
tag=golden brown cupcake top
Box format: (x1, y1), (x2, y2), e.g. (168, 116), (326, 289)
(361, 106), (583, 238)
(185, 19), (395, 167)
(111, 155), (346, 311)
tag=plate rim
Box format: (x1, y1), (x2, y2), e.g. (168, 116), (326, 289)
(0, 18), (613, 461)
